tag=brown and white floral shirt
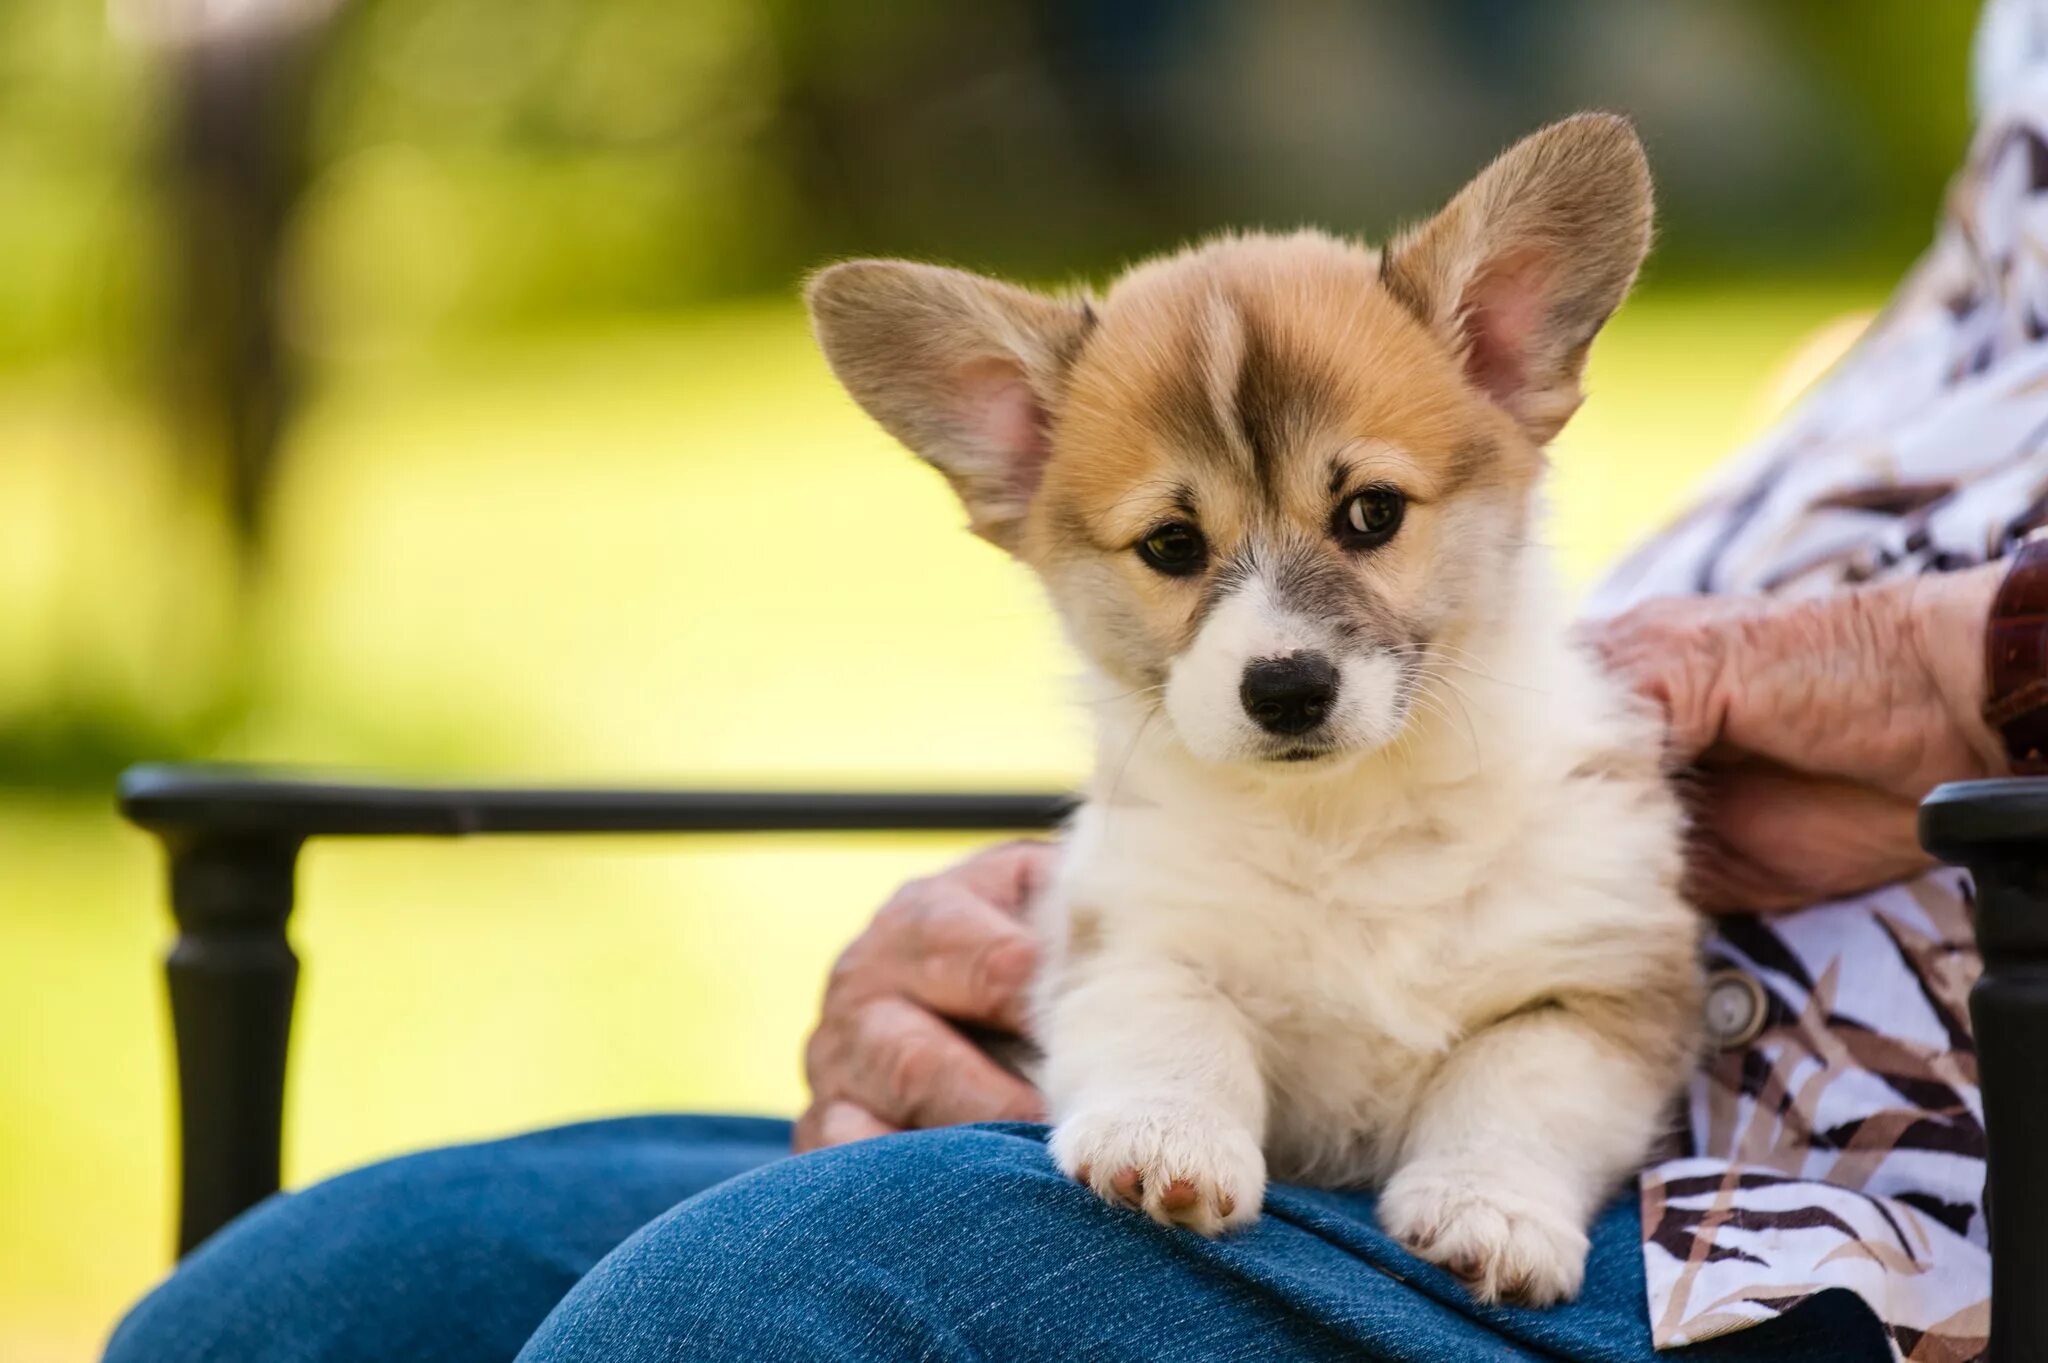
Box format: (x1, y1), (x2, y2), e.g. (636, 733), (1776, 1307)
(1588, 3), (2048, 1356)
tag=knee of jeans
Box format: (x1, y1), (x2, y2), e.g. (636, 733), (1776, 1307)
(105, 1146), (575, 1363)
(100, 1192), (333, 1363)
(519, 1123), (1067, 1363)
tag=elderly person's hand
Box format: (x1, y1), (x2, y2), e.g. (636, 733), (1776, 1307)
(1586, 564), (2009, 913)
(794, 840), (1054, 1152)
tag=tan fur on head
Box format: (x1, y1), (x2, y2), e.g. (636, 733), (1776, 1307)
(807, 113), (1651, 552)
(808, 116), (1655, 751)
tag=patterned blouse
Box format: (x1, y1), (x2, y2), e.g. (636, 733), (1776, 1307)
(1588, 3), (2048, 1356)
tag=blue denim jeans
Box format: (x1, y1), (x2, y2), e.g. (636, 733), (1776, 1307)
(106, 1116), (1888, 1362)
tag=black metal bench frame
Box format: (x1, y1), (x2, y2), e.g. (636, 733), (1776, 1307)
(119, 763), (2048, 1361)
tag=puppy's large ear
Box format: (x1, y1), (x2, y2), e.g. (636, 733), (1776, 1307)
(1380, 113), (1652, 444)
(806, 260), (1093, 551)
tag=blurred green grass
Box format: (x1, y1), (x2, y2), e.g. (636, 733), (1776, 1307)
(0, 281), (1877, 1361)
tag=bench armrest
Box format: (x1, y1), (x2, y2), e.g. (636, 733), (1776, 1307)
(121, 763), (1069, 1254)
(1920, 777), (2048, 1363)
(118, 762), (1073, 838)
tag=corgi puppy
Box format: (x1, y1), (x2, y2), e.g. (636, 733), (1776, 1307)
(806, 113), (1701, 1307)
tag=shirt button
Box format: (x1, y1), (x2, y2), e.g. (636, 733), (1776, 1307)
(1703, 969), (1768, 1049)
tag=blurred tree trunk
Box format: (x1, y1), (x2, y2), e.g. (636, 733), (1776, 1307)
(128, 0), (346, 577)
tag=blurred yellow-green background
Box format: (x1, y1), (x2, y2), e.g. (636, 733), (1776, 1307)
(0, 1), (1982, 1358)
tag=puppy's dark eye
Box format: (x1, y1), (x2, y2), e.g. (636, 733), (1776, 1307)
(1136, 522), (1206, 576)
(1334, 486), (1405, 550)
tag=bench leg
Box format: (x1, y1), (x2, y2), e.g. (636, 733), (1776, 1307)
(161, 832), (302, 1256)
(1970, 858), (2048, 1363)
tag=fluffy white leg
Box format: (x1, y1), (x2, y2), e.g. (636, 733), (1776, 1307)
(1040, 955), (1267, 1236)
(1380, 1009), (1669, 1306)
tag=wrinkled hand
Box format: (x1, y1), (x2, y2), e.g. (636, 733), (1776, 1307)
(794, 840), (1055, 1152)
(1584, 567), (2005, 913)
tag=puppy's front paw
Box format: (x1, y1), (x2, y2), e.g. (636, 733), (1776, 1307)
(1050, 1105), (1264, 1236)
(1379, 1161), (1590, 1306)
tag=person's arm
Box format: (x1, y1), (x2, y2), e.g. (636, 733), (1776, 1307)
(1586, 563), (2007, 912)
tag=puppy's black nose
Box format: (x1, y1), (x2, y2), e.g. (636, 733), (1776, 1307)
(1239, 653), (1338, 736)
